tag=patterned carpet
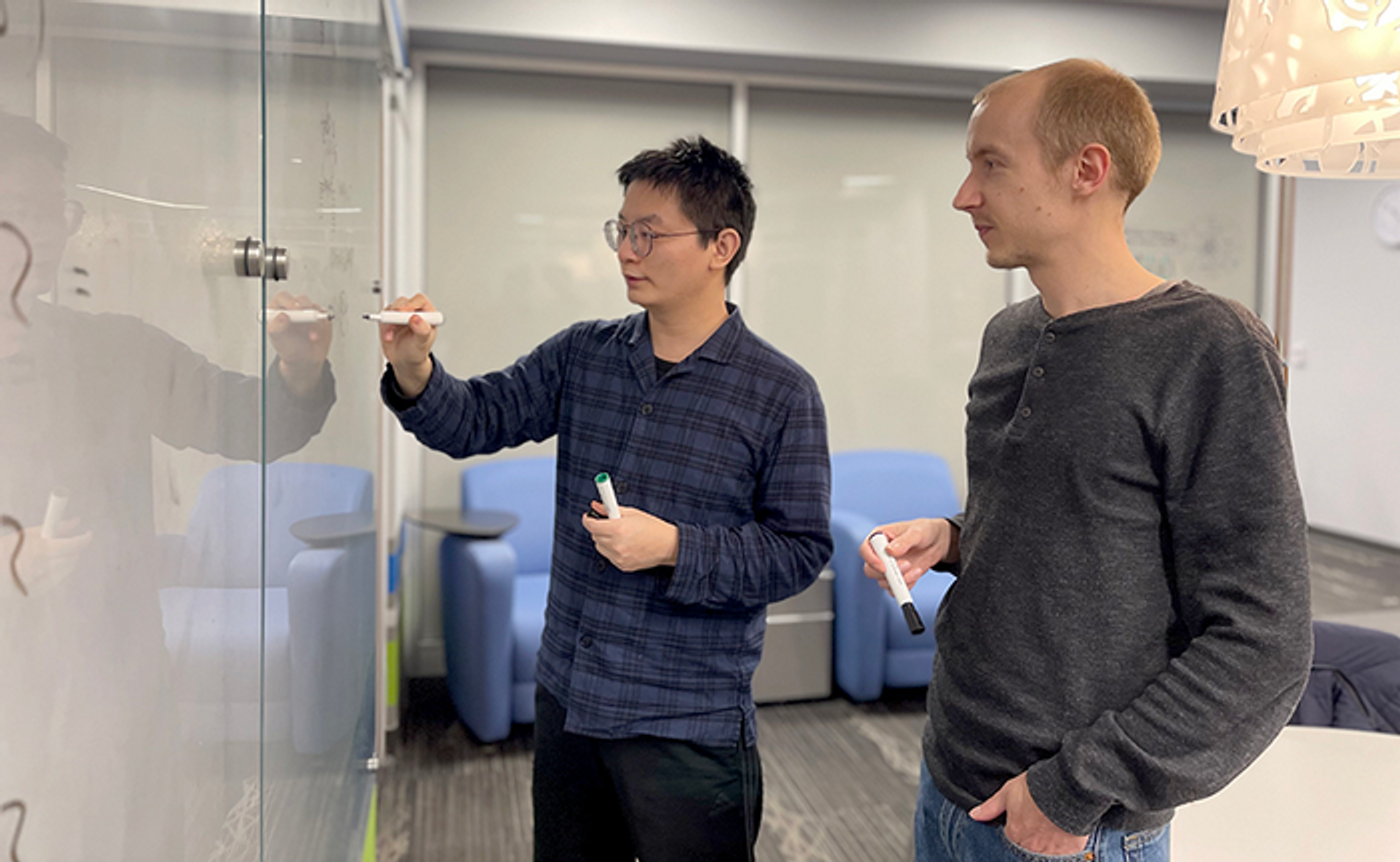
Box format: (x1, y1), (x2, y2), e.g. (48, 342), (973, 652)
(376, 682), (927, 862)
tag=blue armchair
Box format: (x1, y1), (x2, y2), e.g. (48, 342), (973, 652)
(158, 462), (375, 754)
(440, 455), (555, 743)
(831, 450), (961, 702)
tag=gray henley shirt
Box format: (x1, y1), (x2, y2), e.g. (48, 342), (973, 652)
(924, 281), (1312, 835)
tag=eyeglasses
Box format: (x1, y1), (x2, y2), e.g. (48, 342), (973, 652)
(603, 219), (710, 259)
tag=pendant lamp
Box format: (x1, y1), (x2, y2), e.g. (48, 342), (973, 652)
(1212, 0), (1400, 177)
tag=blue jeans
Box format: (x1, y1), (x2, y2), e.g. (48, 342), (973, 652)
(914, 763), (1169, 862)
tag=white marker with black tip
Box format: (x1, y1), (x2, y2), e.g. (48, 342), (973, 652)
(869, 531), (925, 635)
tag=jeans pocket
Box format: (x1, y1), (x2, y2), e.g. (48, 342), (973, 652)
(997, 826), (1096, 862)
(1123, 824), (1169, 862)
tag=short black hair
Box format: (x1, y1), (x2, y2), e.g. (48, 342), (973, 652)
(616, 136), (755, 284)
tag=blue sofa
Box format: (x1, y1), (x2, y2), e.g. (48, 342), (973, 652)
(830, 450), (961, 702)
(158, 462), (376, 754)
(439, 455), (555, 743)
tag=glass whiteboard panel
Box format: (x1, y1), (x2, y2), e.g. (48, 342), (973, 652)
(410, 68), (730, 675)
(2, 2), (380, 859)
(263, 5), (382, 859)
(745, 87), (1005, 496)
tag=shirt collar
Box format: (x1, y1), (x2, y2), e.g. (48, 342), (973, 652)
(625, 301), (745, 367)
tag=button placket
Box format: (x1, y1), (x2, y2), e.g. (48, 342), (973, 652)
(1011, 328), (1056, 434)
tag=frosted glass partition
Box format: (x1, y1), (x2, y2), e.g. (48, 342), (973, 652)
(423, 69), (731, 491)
(263, 5), (382, 859)
(745, 87), (1005, 494)
(1, 2), (381, 859)
(1125, 111), (1263, 311)
(745, 91), (1265, 493)
(407, 68), (729, 675)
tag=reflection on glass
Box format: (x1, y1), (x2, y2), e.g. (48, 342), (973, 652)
(3, 0), (383, 853)
(261, 4), (383, 858)
(0, 107), (341, 857)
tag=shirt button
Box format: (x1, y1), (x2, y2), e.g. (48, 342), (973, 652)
(1020, 407), (1032, 418)
(639, 403), (653, 415)
(580, 635), (593, 649)
(1045, 332), (1057, 343)
(614, 481), (628, 495)
(595, 559), (606, 572)
(1032, 366), (1045, 378)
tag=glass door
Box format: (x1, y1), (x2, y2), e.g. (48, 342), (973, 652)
(261, 2), (382, 859)
(1, 1), (381, 859)
(3, 1), (268, 858)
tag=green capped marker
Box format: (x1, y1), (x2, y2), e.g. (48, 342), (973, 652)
(595, 472), (621, 519)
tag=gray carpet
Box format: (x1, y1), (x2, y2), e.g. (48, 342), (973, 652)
(1308, 529), (1400, 634)
(376, 685), (927, 862)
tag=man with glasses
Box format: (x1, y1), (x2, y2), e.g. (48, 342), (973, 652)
(859, 59), (1311, 862)
(378, 136), (832, 861)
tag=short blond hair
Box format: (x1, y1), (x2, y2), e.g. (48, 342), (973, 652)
(976, 59), (1162, 209)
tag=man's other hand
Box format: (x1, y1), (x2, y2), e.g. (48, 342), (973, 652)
(580, 502), (680, 572)
(970, 772), (1089, 856)
(266, 291), (332, 395)
(858, 517), (958, 597)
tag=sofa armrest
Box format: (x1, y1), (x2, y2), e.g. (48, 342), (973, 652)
(440, 535), (519, 743)
(831, 509), (887, 702)
(286, 542), (375, 754)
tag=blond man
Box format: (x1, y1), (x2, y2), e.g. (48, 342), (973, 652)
(862, 59), (1311, 862)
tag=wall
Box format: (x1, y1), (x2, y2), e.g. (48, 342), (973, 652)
(407, 0), (1228, 90)
(1289, 180), (1400, 547)
(391, 3), (1279, 675)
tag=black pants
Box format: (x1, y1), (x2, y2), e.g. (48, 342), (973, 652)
(532, 688), (762, 862)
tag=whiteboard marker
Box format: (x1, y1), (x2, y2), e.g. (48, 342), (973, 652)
(869, 531), (926, 635)
(363, 310), (444, 326)
(595, 473), (621, 520)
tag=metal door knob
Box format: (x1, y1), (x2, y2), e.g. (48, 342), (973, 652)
(233, 237), (291, 281)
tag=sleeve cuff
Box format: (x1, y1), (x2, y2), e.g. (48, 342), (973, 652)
(380, 355), (436, 413)
(931, 512), (965, 575)
(269, 360), (336, 415)
(663, 522), (707, 604)
(1025, 755), (1112, 836)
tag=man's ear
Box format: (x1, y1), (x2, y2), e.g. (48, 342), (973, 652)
(1070, 143), (1112, 197)
(709, 227), (741, 273)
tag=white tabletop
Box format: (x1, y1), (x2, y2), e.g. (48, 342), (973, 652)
(1171, 725), (1400, 861)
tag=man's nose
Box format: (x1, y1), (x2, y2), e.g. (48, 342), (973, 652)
(616, 235), (641, 263)
(952, 176), (979, 212)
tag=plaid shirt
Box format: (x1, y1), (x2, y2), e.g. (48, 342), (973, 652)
(385, 306), (831, 747)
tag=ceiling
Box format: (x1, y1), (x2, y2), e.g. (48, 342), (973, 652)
(1024, 0), (1229, 9)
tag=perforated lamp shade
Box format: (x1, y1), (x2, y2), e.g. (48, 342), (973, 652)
(1212, 0), (1400, 177)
